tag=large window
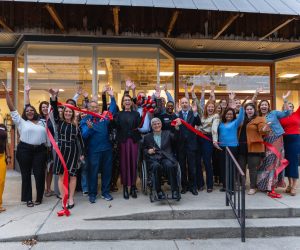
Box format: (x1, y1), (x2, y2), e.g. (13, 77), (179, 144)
(18, 44), (93, 110)
(276, 57), (300, 109)
(16, 44), (175, 111)
(0, 60), (13, 123)
(96, 46), (175, 108)
(177, 62), (272, 103)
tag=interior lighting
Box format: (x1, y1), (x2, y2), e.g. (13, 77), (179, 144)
(279, 73), (299, 78)
(59, 89), (65, 92)
(225, 73), (239, 77)
(159, 72), (174, 77)
(17, 68), (36, 73)
(89, 70), (106, 75)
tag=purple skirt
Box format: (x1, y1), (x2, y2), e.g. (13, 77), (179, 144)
(119, 138), (139, 187)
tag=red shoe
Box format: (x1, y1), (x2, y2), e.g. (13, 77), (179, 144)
(267, 190), (282, 199)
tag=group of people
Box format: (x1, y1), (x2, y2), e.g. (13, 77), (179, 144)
(0, 79), (299, 212)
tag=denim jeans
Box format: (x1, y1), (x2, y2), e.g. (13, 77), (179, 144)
(196, 135), (214, 189)
(81, 161), (88, 193)
(88, 149), (112, 198)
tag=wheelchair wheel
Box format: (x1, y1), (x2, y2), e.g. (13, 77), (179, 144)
(141, 160), (148, 195)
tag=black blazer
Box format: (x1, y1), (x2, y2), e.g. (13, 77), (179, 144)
(176, 110), (201, 151)
(114, 110), (141, 143)
(143, 130), (176, 163)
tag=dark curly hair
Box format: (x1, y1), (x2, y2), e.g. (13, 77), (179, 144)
(221, 108), (236, 123)
(21, 105), (39, 121)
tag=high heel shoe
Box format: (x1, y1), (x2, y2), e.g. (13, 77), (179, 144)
(123, 186), (129, 200)
(130, 186), (137, 199)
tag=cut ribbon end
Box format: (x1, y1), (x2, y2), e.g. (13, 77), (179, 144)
(57, 209), (71, 217)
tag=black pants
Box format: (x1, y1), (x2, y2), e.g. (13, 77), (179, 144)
(220, 146), (238, 189)
(16, 142), (47, 202)
(238, 153), (262, 189)
(110, 145), (120, 187)
(148, 158), (178, 192)
(178, 149), (197, 190)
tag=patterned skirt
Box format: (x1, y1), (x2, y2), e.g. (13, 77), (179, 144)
(257, 133), (286, 191)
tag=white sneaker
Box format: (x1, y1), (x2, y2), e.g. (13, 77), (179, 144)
(248, 189), (256, 195)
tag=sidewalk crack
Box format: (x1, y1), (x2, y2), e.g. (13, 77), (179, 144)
(34, 199), (60, 238)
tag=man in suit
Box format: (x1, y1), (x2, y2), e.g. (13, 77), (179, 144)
(175, 97), (201, 195)
(143, 117), (180, 200)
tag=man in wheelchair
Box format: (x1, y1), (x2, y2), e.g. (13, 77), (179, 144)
(143, 117), (180, 201)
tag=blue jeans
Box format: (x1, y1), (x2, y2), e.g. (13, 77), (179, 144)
(81, 161), (88, 193)
(196, 135), (214, 190)
(88, 149), (112, 198)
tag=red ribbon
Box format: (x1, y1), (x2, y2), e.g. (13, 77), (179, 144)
(171, 118), (288, 178)
(58, 102), (113, 121)
(138, 96), (154, 128)
(46, 118), (70, 217)
(171, 119), (212, 141)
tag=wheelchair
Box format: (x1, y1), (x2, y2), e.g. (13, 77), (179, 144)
(138, 138), (181, 202)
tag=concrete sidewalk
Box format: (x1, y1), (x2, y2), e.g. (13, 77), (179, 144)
(0, 170), (299, 243)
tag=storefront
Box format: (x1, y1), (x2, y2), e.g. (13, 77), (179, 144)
(1, 1), (300, 169)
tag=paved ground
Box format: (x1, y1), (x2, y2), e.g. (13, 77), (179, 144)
(0, 170), (299, 249)
(1, 238), (300, 250)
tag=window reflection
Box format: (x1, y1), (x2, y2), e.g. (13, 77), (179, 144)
(276, 57), (300, 109)
(21, 44), (93, 109)
(178, 64), (270, 94)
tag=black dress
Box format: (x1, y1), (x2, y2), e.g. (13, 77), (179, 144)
(51, 98), (84, 177)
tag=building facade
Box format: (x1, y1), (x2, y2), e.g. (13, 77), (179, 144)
(1, 0), (300, 168)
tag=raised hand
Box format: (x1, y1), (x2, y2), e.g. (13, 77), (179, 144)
(107, 87), (114, 97)
(131, 82), (136, 90)
(256, 87), (263, 94)
(155, 85), (161, 98)
(190, 84), (195, 93)
(282, 91), (291, 100)
(25, 84), (31, 93)
(77, 86), (83, 95)
(229, 91), (236, 100)
(183, 83), (188, 90)
(83, 90), (89, 98)
(102, 85), (108, 93)
(1, 81), (8, 92)
(163, 84), (168, 92)
(49, 88), (59, 97)
(175, 102), (182, 113)
(125, 79), (133, 90)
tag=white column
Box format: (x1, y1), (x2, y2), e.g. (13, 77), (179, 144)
(156, 47), (160, 85)
(23, 44), (28, 105)
(92, 46), (98, 97)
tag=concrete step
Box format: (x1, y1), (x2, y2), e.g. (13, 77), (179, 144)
(32, 217), (300, 241)
(84, 207), (300, 220)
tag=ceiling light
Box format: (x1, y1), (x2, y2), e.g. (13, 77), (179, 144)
(279, 73), (299, 78)
(196, 44), (204, 49)
(17, 68), (36, 73)
(258, 46), (266, 50)
(225, 73), (239, 77)
(59, 89), (64, 92)
(89, 70), (106, 75)
(159, 72), (174, 77)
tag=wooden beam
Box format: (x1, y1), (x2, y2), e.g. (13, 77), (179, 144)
(213, 14), (240, 40)
(259, 18), (295, 41)
(113, 7), (120, 35)
(45, 4), (65, 33)
(0, 17), (13, 32)
(166, 10), (180, 38)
